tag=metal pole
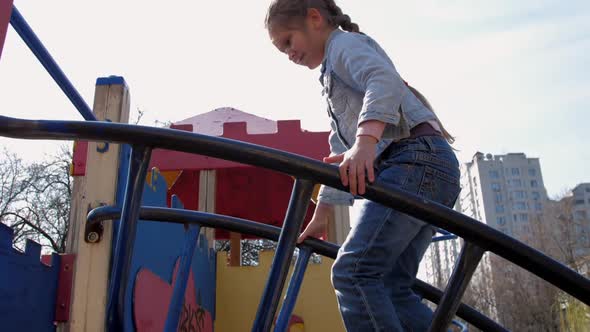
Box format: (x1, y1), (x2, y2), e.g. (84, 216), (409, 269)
(252, 179), (314, 332)
(105, 145), (152, 331)
(164, 195), (201, 332)
(274, 247), (313, 332)
(428, 241), (485, 332)
(9, 6), (96, 121)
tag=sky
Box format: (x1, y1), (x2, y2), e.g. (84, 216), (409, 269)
(1, 1), (589, 198)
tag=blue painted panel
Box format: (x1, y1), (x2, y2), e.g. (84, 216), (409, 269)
(0, 223), (60, 332)
(118, 168), (216, 331)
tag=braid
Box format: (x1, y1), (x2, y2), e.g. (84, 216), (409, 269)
(265, 0), (361, 34)
(322, 0), (361, 33)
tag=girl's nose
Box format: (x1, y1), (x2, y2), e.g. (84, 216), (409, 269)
(287, 49), (297, 62)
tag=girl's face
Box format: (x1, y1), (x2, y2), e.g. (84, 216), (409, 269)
(269, 9), (331, 70)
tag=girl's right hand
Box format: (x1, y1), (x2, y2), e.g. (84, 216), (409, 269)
(297, 202), (334, 244)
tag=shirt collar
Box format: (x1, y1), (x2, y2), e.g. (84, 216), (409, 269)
(320, 29), (344, 82)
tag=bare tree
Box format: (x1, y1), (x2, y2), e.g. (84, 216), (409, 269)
(0, 146), (72, 253)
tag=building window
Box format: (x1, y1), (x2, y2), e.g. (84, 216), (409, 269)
(511, 168), (520, 176)
(495, 192), (503, 203)
(519, 213), (529, 222)
(514, 202), (527, 211)
(575, 211), (588, 220)
(586, 188), (590, 193)
(489, 170), (500, 179)
(510, 179), (522, 188)
(513, 191), (527, 199)
(575, 199), (585, 205)
(513, 214), (518, 222)
(535, 202), (543, 211)
(497, 216), (507, 225)
(491, 182), (501, 191)
(532, 191), (540, 200)
(522, 225), (530, 233)
(496, 205), (505, 213)
(530, 180), (539, 188)
(528, 168), (537, 176)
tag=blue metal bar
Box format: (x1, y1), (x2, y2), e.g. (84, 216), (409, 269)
(252, 179), (314, 332)
(428, 241), (485, 332)
(9, 6), (96, 121)
(432, 234), (458, 242)
(164, 195), (201, 332)
(437, 228), (452, 235)
(105, 145), (152, 331)
(274, 247), (312, 332)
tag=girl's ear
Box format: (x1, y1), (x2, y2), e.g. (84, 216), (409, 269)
(306, 8), (325, 29)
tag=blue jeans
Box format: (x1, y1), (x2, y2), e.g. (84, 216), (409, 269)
(331, 136), (461, 332)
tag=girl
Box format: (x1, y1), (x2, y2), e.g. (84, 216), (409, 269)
(266, 1), (461, 331)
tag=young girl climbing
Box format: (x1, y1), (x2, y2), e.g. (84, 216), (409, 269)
(266, 1), (461, 331)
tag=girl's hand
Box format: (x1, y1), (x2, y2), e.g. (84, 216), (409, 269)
(297, 202), (333, 243)
(324, 136), (377, 195)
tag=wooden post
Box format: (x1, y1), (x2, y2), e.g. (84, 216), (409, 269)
(229, 232), (242, 266)
(63, 77), (130, 332)
(0, 0), (13, 60)
(327, 205), (350, 245)
(198, 170), (217, 248)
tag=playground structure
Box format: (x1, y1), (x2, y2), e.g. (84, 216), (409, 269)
(2, 4), (590, 332)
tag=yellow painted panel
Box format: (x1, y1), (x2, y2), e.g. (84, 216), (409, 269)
(215, 250), (345, 332)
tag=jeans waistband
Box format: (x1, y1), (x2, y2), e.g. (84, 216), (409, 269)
(408, 122), (442, 139)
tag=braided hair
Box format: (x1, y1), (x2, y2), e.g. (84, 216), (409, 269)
(265, 0), (361, 34)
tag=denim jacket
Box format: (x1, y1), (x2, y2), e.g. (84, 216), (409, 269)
(317, 29), (441, 206)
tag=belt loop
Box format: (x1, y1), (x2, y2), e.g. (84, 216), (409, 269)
(424, 136), (435, 152)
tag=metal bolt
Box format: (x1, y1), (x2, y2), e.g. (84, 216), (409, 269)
(87, 232), (100, 243)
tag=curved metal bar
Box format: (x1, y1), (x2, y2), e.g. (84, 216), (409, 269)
(9, 7), (96, 121)
(87, 205), (508, 332)
(2, 116), (588, 307)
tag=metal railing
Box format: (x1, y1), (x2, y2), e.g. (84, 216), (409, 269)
(1, 116), (589, 331)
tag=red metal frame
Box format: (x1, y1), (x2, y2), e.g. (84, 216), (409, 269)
(55, 254), (76, 322)
(0, 0), (13, 60)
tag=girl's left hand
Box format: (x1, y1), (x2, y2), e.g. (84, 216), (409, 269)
(323, 136), (377, 195)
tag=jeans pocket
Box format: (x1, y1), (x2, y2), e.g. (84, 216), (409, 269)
(418, 166), (461, 207)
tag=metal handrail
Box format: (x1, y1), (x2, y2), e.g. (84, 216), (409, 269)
(87, 205), (507, 332)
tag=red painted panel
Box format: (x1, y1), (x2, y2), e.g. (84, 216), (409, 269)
(167, 170), (200, 211)
(0, 0), (13, 60)
(149, 120), (330, 171)
(134, 260), (213, 332)
(71, 141), (88, 176)
(214, 168), (314, 239)
(70, 117), (330, 175)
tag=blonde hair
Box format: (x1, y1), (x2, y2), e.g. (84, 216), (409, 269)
(265, 0), (360, 34)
